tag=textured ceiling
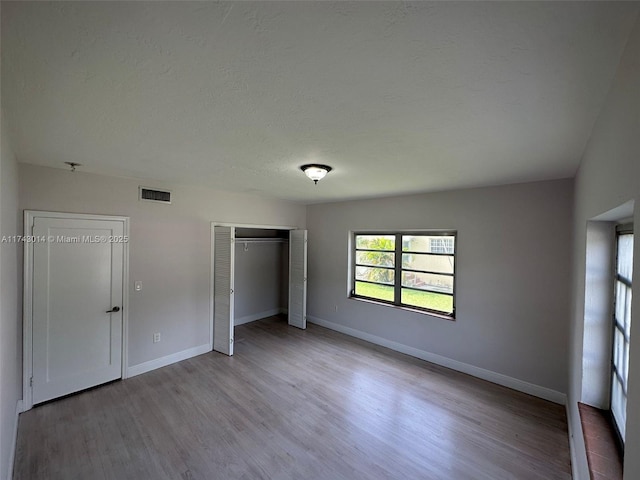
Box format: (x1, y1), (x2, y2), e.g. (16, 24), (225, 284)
(2, 1), (638, 203)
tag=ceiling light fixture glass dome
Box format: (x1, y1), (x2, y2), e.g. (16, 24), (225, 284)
(300, 164), (332, 184)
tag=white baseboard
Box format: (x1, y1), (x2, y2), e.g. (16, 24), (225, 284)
(127, 343), (212, 378)
(7, 400), (23, 480)
(307, 316), (567, 405)
(234, 308), (282, 326)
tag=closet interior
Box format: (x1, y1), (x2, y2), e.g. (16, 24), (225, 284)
(233, 228), (290, 326)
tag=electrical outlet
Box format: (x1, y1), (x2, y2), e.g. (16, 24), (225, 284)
(153, 332), (161, 343)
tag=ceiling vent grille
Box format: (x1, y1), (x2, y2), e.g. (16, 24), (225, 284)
(139, 187), (172, 204)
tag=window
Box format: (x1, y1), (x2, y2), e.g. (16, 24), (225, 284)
(351, 232), (456, 318)
(611, 224), (633, 446)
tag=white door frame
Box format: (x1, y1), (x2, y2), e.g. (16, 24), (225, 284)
(23, 210), (130, 411)
(210, 222), (299, 349)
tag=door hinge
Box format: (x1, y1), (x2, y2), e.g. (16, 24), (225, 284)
(230, 338), (234, 344)
(30, 377), (33, 387)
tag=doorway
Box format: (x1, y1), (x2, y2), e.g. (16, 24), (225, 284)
(211, 223), (307, 356)
(23, 211), (129, 410)
(233, 228), (290, 326)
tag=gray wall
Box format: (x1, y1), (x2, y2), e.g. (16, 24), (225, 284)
(306, 178), (573, 394)
(234, 240), (287, 324)
(0, 111), (22, 480)
(569, 14), (640, 480)
(19, 164), (306, 368)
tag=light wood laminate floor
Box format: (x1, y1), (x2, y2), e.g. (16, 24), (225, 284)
(14, 317), (571, 480)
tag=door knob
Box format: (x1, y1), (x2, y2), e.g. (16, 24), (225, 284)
(106, 306), (121, 313)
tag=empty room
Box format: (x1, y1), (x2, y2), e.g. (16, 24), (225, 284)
(1, 1), (639, 479)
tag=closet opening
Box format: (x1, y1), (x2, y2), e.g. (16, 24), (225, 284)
(234, 228), (290, 327)
(211, 223), (307, 356)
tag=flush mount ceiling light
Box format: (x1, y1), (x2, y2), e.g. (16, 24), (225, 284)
(300, 164), (332, 184)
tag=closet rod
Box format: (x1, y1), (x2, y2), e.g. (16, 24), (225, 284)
(234, 237), (288, 244)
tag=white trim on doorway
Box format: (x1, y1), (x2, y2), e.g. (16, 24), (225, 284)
(22, 210), (130, 411)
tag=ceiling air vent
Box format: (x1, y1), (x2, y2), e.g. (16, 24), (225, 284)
(139, 187), (172, 204)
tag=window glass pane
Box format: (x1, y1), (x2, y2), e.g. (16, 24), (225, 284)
(402, 235), (454, 254)
(402, 253), (454, 274)
(356, 251), (394, 268)
(615, 281), (627, 328)
(355, 281), (394, 302)
(401, 271), (453, 294)
(355, 266), (395, 285)
(401, 289), (453, 313)
(625, 288), (632, 338)
(624, 338), (630, 390)
(614, 327), (625, 374)
(356, 235), (395, 251)
(617, 234), (634, 282)
(620, 391), (627, 441)
(611, 376), (626, 441)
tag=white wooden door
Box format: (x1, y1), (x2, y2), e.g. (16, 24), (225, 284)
(32, 217), (124, 404)
(213, 226), (235, 355)
(288, 230), (308, 329)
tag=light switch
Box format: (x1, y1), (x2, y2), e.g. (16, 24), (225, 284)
(134, 281), (142, 292)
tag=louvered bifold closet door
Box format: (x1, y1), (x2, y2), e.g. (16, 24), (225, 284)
(288, 229), (308, 329)
(214, 226), (235, 355)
